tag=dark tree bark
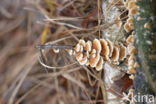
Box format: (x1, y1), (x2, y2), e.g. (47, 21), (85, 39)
(134, 0), (156, 103)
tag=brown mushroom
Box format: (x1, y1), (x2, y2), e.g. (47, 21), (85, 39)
(127, 17), (134, 25)
(127, 68), (136, 74)
(106, 39), (114, 57)
(80, 45), (84, 52)
(75, 52), (83, 61)
(84, 40), (92, 52)
(126, 35), (135, 45)
(90, 49), (96, 58)
(128, 45), (137, 55)
(111, 46), (120, 63)
(124, 23), (133, 33)
(79, 55), (88, 65)
(127, 1), (138, 9)
(119, 44), (127, 61)
(89, 52), (100, 67)
(92, 39), (102, 53)
(79, 39), (86, 47)
(128, 8), (139, 17)
(96, 57), (104, 71)
(100, 39), (110, 61)
(74, 44), (81, 52)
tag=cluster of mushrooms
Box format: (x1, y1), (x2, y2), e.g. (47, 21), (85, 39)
(66, 35), (138, 79)
(52, 0), (140, 80)
(123, 0), (139, 33)
(125, 35), (139, 79)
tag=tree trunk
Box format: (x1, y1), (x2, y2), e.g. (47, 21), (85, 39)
(134, 0), (156, 103)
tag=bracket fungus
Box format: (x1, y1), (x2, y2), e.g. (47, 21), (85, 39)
(69, 34), (137, 73)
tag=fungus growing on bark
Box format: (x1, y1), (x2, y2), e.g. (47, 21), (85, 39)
(100, 39), (110, 61)
(96, 57), (104, 71)
(84, 40), (92, 52)
(92, 39), (102, 53)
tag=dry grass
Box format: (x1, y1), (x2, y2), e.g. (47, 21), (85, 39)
(0, 0), (111, 104)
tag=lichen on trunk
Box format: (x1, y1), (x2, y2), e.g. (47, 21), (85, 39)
(134, 0), (156, 102)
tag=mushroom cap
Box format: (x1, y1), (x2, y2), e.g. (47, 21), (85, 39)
(128, 54), (135, 61)
(100, 39), (110, 61)
(75, 52), (83, 61)
(79, 55), (88, 65)
(92, 39), (102, 52)
(124, 23), (133, 33)
(96, 57), (104, 71)
(127, 1), (138, 9)
(127, 68), (136, 74)
(106, 39), (114, 57)
(89, 53), (100, 67)
(119, 44), (127, 61)
(79, 39), (86, 47)
(126, 35), (135, 45)
(128, 45), (137, 55)
(84, 40), (92, 52)
(127, 17), (134, 24)
(74, 44), (81, 52)
(111, 46), (120, 63)
(90, 49), (96, 58)
(128, 8), (139, 17)
(80, 45), (84, 52)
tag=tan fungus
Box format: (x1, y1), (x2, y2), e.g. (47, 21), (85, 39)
(128, 45), (137, 55)
(92, 39), (102, 52)
(111, 46), (120, 63)
(74, 44), (81, 52)
(89, 53), (100, 67)
(127, 17), (134, 25)
(84, 40), (92, 52)
(79, 55), (88, 65)
(79, 39), (86, 47)
(127, 68), (136, 74)
(106, 39), (114, 57)
(95, 57), (104, 71)
(100, 39), (110, 61)
(127, 1), (138, 9)
(124, 23), (133, 33)
(126, 35), (135, 45)
(75, 52), (83, 61)
(128, 8), (139, 17)
(119, 44), (127, 61)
